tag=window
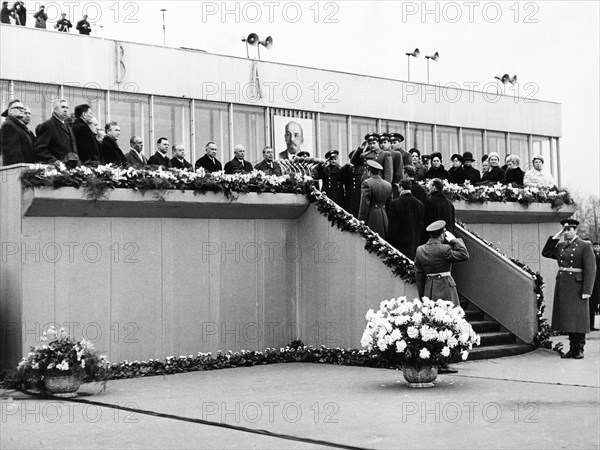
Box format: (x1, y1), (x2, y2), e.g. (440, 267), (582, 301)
(412, 123), (433, 155)
(11, 82), (60, 130)
(351, 117), (377, 150)
(62, 85), (106, 124)
(232, 105), (265, 164)
(462, 129), (484, 167)
(109, 92), (150, 157)
(436, 126), (459, 163)
(320, 114), (348, 163)
(154, 97), (191, 162)
(194, 101), (230, 165)
(509, 134), (529, 170)
(380, 120), (406, 137)
(486, 131), (507, 162)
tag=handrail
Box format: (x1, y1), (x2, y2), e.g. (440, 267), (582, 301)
(452, 223), (538, 343)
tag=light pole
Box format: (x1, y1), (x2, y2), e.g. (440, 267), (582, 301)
(405, 48), (419, 81)
(160, 9), (166, 46)
(425, 52), (439, 84)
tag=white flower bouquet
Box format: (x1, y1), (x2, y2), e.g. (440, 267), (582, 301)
(361, 297), (480, 368)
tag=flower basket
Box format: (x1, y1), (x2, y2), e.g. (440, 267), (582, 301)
(16, 326), (109, 394)
(402, 364), (438, 388)
(361, 297), (480, 387)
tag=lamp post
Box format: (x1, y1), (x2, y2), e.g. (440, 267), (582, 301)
(160, 9), (166, 46)
(425, 52), (439, 84)
(405, 48), (419, 81)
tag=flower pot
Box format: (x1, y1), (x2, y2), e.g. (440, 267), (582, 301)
(402, 364), (438, 388)
(43, 372), (82, 397)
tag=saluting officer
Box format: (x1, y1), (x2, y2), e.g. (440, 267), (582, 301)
(350, 133), (393, 184)
(542, 219), (597, 359)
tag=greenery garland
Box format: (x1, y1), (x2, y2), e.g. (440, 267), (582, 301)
(455, 219), (552, 348)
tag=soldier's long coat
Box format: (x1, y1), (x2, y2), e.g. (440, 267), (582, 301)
(358, 175), (392, 239)
(414, 238), (469, 306)
(542, 236), (597, 333)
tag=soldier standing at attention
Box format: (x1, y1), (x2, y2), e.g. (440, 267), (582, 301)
(542, 219), (596, 359)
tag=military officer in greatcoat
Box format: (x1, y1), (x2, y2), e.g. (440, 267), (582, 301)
(358, 160), (393, 239)
(414, 220), (469, 307)
(414, 219), (469, 374)
(350, 133), (393, 184)
(315, 150), (345, 207)
(542, 219), (597, 359)
(341, 149), (364, 217)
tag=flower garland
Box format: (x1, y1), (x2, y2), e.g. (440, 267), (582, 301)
(435, 180), (573, 209)
(455, 219), (552, 348)
(20, 165), (315, 200)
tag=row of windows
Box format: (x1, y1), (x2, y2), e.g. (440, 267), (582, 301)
(1, 80), (558, 174)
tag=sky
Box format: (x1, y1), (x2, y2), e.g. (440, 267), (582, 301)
(32, 0), (599, 196)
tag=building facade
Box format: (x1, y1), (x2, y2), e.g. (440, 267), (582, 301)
(1, 24), (561, 181)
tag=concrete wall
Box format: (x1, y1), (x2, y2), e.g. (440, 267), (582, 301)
(0, 24), (561, 136)
(0, 166), (410, 372)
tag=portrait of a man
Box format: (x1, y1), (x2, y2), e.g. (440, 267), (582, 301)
(274, 116), (314, 159)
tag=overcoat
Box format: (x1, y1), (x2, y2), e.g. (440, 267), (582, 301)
(358, 175), (392, 239)
(100, 137), (126, 165)
(254, 159), (283, 176)
(34, 116), (78, 163)
(0, 116), (36, 164)
(195, 154), (222, 173)
(340, 163), (363, 217)
(71, 118), (101, 164)
(424, 190), (455, 233)
(387, 192), (424, 260)
(170, 157), (193, 170)
(124, 150), (147, 168)
(542, 236), (597, 333)
(147, 151), (171, 168)
(414, 238), (469, 305)
(316, 163), (345, 206)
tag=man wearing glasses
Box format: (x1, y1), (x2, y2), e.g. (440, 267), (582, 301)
(543, 219), (597, 359)
(0, 99), (36, 165)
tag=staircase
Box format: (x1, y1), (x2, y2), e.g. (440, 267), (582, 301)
(461, 298), (533, 360)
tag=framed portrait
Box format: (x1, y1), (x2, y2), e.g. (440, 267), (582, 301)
(273, 116), (314, 160)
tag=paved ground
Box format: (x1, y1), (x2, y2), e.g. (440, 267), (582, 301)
(1, 332), (599, 449)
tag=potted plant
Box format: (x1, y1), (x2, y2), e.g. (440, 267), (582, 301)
(361, 297), (480, 387)
(16, 326), (109, 397)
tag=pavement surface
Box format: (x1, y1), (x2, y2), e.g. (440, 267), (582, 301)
(1, 332), (599, 449)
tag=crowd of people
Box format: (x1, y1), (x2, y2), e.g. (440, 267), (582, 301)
(1, 2), (92, 34)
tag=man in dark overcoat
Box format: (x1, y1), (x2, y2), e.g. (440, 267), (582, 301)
(424, 178), (455, 233)
(350, 133), (393, 183)
(542, 219), (597, 359)
(340, 150), (363, 217)
(71, 104), (101, 164)
(315, 150), (344, 207)
(254, 146), (283, 176)
(0, 99), (36, 165)
(358, 160), (392, 239)
(224, 144), (253, 174)
(387, 179), (424, 260)
(100, 122), (126, 165)
(195, 141), (222, 173)
(35, 99), (78, 163)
